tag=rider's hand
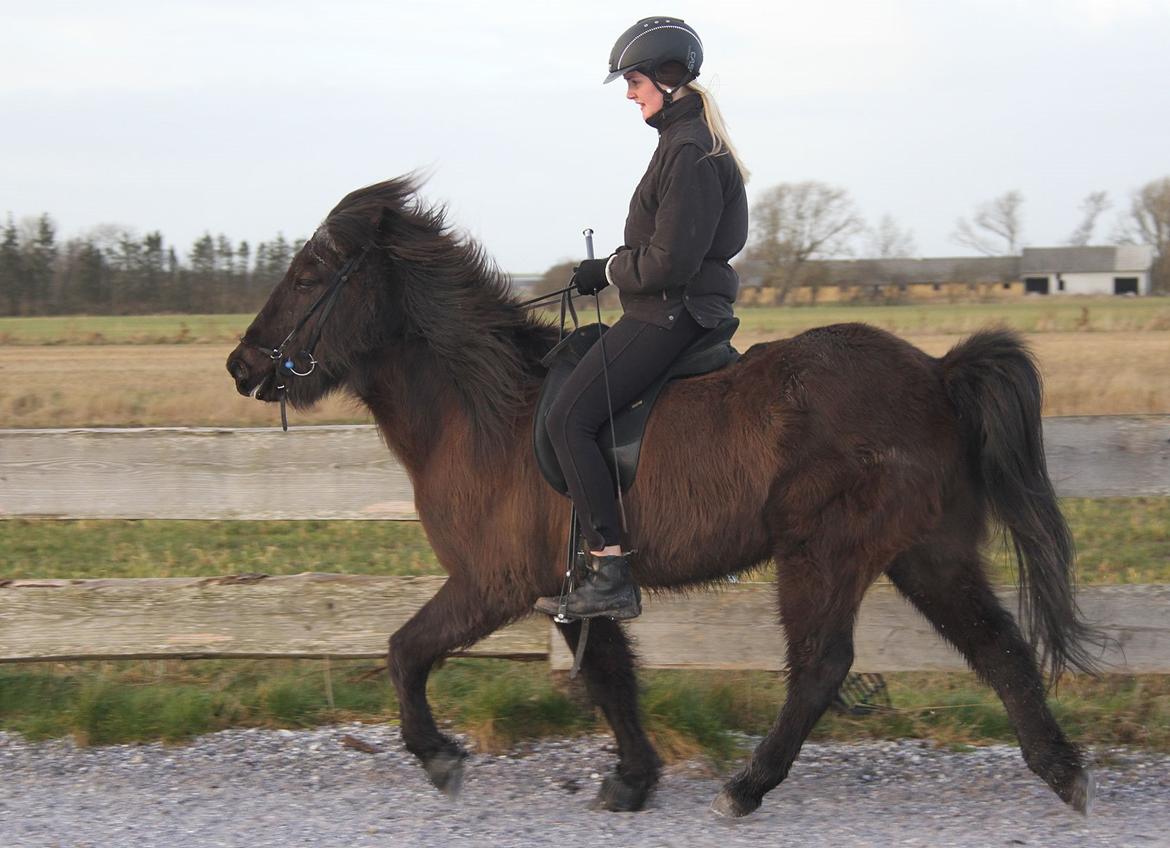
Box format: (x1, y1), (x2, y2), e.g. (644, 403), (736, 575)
(572, 258), (610, 296)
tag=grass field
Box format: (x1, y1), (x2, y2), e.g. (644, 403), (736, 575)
(2, 499), (1168, 583)
(2, 304), (1168, 428)
(2, 661), (1167, 755)
(2, 299), (1168, 345)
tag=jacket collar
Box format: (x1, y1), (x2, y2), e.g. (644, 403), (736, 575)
(646, 93), (704, 134)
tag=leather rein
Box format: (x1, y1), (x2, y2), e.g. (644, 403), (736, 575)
(246, 245), (371, 431)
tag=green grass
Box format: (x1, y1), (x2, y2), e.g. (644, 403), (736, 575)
(584, 297), (1170, 338)
(3, 498), (1167, 583)
(0, 314), (252, 346)
(728, 298), (1170, 336)
(2, 298), (1167, 345)
(0, 519), (440, 579)
(2, 661), (1168, 756)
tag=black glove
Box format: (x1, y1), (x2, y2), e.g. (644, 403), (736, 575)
(572, 258), (610, 296)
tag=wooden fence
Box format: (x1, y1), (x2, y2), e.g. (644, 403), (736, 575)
(1, 575), (1166, 673)
(1, 418), (1168, 672)
(2, 416), (1168, 520)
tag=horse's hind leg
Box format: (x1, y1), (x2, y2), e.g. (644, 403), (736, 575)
(556, 617), (661, 811)
(713, 558), (870, 818)
(887, 543), (1094, 813)
(388, 579), (516, 797)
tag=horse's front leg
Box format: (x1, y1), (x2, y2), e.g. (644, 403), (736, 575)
(556, 617), (662, 811)
(388, 578), (514, 796)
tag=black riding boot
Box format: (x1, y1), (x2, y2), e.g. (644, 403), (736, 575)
(534, 554), (642, 620)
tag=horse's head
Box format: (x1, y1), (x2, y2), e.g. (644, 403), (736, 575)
(226, 177), (424, 409)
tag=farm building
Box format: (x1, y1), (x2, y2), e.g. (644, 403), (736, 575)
(1019, 245), (1156, 296)
(734, 244), (1156, 303)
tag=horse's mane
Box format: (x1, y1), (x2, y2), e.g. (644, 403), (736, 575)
(324, 176), (557, 451)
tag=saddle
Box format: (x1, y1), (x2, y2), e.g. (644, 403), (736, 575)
(533, 317), (740, 495)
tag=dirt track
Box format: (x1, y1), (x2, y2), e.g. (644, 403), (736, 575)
(2, 726), (1168, 847)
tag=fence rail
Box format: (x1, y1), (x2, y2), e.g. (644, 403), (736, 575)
(2, 416), (1168, 520)
(0, 576), (1166, 673)
(1, 421), (1166, 671)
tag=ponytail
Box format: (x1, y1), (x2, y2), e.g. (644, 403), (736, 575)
(687, 82), (751, 183)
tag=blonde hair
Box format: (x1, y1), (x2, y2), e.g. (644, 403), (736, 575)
(686, 82), (751, 183)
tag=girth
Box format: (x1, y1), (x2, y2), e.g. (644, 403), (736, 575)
(533, 317), (740, 495)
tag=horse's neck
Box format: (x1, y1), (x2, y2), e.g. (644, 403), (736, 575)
(355, 338), (530, 480)
(354, 342), (455, 474)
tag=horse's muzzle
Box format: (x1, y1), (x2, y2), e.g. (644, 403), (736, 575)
(226, 346), (274, 400)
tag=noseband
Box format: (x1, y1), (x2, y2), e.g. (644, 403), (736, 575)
(247, 245), (372, 431)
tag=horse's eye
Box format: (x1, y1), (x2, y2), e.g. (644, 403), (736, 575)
(293, 278), (317, 291)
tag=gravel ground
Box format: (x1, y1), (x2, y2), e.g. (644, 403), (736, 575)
(2, 726), (1167, 847)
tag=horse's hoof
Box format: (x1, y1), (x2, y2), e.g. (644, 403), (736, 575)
(589, 772), (652, 812)
(1068, 768), (1096, 816)
(710, 786), (760, 819)
(423, 750), (467, 798)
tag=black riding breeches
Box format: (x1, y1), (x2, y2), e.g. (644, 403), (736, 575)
(545, 309), (705, 551)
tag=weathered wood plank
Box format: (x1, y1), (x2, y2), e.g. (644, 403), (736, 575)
(548, 583), (1170, 674)
(0, 574), (545, 661)
(1043, 416), (1170, 498)
(0, 426), (416, 520)
(1, 416), (1166, 520)
(1, 576), (1165, 673)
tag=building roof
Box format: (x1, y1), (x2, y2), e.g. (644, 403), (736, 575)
(735, 255), (1019, 287)
(1020, 245), (1155, 274)
(733, 245), (1155, 288)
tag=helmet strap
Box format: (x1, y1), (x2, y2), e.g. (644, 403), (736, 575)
(649, 76), (677, 107)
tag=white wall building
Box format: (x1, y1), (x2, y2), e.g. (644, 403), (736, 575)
(1019, 245), (1155, 296)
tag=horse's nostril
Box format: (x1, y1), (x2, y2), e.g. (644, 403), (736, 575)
(228, 357), (249, 382)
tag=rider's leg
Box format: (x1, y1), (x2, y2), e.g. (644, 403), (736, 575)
(536, 309), (704, 618)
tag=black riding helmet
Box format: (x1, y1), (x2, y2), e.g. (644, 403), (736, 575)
(604, 16), (703, 104)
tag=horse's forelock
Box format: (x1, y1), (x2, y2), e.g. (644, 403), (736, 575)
(324, 175), (425, 253)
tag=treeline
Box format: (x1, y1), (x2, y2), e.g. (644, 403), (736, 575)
(0, 214), (303, 316)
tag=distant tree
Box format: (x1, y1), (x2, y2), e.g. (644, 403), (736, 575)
(68, 239), (111, 310)
(189, 233), (216, 275)
(534, 260), (576, 297)
(531, 259), (623, 310)
(866, 214), (917, 259)
(952, 190), (1023, 255)
(20, 214), (58, 312)
(141, 231), (170, 309)
(0, 215), (22, 314)
(746, 181), (864, 303)
(1118, 176), (1170, 294)
(265, 233), (292, 277)
(1067, 191), (1110, 246)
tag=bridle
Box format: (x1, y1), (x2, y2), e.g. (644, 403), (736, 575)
(245, 244), (372, 431)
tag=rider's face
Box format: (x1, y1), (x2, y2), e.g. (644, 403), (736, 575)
(624, 71), (664, 121)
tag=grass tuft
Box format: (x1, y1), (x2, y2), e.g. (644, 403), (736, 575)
(3, 662), (1170, 757)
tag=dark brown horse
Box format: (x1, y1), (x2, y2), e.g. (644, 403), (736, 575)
(227, 177), (1101, 817)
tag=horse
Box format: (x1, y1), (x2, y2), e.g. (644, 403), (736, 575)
(226, 176), (1102, 817)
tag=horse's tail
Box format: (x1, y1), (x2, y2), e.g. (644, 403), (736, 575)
(940, 327), (1103, 680)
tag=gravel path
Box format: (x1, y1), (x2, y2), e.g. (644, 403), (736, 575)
(2, 726), (1167, 847)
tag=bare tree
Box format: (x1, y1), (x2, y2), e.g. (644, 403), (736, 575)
(1067, 191), (1110, 246)
(746, 181), (864, 303)
(534, 260), (576, 297)
(952, 190), (1024, 255)
(866, 213), (917, 258)
(1118, 176), (1170, 293)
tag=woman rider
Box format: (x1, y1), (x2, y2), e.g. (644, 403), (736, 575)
(535, 17), (750, 621)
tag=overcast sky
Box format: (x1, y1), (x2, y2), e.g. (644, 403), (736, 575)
(2, 0), (1168, 273)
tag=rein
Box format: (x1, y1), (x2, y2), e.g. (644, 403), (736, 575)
(248, 245), (372, 431)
